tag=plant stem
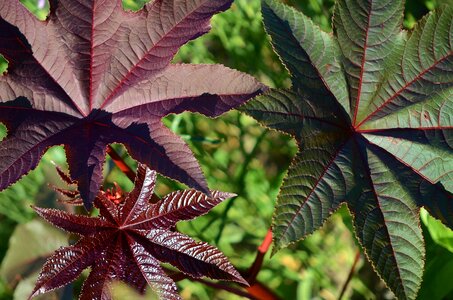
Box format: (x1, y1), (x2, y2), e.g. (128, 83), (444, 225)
(191, 278), (255, 299)
(338, 249), (361, 300)
(167, 268), (255, 299)
(247, 228), (273, 284)
(106, 145), (160, 203)
(106, 145), (135, 181)
(243, 228), (282, 300)
(246, 282), (281, 300)
(214, 130), (267, 244)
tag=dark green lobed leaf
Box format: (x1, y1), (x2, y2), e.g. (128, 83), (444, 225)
(241, 0), (453, 298)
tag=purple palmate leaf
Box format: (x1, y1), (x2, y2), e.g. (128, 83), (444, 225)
(31, 164), (244, 300)
(0, 0), (265, 209)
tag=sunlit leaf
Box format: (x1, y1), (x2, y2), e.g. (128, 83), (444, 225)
(241, 0), (453, 298)
(0, 0), (265, 209)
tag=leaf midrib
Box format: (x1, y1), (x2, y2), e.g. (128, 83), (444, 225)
(97, 0), (216, 111)
(88, 0), (96, 112)
(355, 51), (453, 128)
(122, 196), (198, 230)
(275, 137), (350, 247)
(244, 108), (348, 131)
(353, 137), (408, 297)
(352, 0), (373, 125)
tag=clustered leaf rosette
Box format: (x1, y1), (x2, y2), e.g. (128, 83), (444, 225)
(0, 0), (265, 209)
(241, 0), (453, 299)
(31, 165), (246, 300)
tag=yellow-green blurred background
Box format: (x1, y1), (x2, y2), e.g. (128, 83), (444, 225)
(1, 0), (453, 299)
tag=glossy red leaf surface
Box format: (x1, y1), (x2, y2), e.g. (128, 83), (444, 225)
(0, 0), (265, 209)
(31, 164), (244, 300)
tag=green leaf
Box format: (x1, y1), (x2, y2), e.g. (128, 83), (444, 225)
(261, 0), (349, 113)
(363, 130), (453, 192)
(240, 89), (356, 248)
(19, 0), (50, 20)
(418, 215), (453, 300)
(417, 249), (453, 300)
(241, 0), (453, 299)
(0, 54), (7, 75)
(421, 208), (453, 253)
(333, 0), (406, 122)
(359, 6), (453, 130)
(349, 142), (424, 299)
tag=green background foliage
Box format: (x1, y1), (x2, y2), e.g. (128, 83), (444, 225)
(0, 0), (452, 299)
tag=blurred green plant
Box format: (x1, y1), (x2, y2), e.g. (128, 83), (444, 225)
(111, 282), (158, 300)
(418, 209), (453, 299)
(0, 55), (7, 75)
(0, 0), (452, 299)
(283, 0), (335, 31)
(0, 220), (68, 300)
(174, 0), (290, 88)
(19, 0), (50, 20)
(421, 209), (453, 253)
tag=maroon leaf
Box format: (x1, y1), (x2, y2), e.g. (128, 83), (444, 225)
(139, 229), (245, 281)
(33, 206), (112, 235)
(79, 262), (114, 300)
(31, 234), (113, 298)
(121, 166), (157, 224)
(0, 0), (265, 209)
(31, 164), (245, 299)
(78, 237), (124, 300)
(133, 190), (236, 229)
(126, 239), (181, 300)
(54, 163), (76, 185)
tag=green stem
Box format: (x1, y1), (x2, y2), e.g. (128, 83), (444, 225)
(214, 130), (267, 245)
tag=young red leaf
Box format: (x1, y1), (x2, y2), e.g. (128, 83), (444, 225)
(131, 189), (236, 230)
(31, 164), (245, 300)
(241, 0), (453, 299)
(0, 0), (265, 209)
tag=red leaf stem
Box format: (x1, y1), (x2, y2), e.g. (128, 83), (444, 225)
(247, 229), (273, 284)
(106, 145), (136, 182)
(106, 146), (161, 203)
(338, 249), (361, 300)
